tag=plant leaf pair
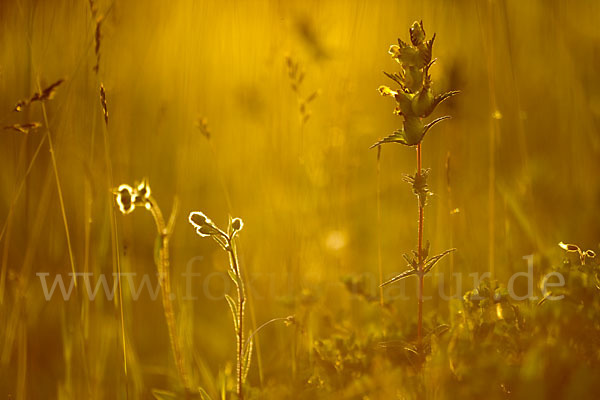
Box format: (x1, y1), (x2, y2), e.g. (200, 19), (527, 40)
(559, 241), (596, 265)
(370, 115), (451, 148)
(381, 248), (456, 287)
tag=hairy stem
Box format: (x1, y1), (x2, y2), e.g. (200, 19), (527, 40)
(227, 240), (246, 400)
(416, 144), (424, 350)
(377, 147), (384, 307)
(148, 197), (190, 392)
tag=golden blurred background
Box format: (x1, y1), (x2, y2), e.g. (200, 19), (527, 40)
(1, 0), (599, 398)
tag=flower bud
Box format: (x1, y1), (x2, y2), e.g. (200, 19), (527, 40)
(189, 211), (210, 229)
(231, 218), (244, 232)
(115, 184), (136, 214)
(136, 178), (151, 200)
(409, 21), (426, 46)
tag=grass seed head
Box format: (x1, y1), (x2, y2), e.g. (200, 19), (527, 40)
(13, 79), (64, 112)
(100, 84), (108, 125)
(94, 16), (103, 73)
(3, 122), (42, 134)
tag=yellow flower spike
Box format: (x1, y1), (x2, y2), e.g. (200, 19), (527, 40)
(374, 21), (459, 355)
(388, 45), (401, 59)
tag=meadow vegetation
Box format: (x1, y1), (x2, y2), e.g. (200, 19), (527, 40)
(1, 1), (600, 399)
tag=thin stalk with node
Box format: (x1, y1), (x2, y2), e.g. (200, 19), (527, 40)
(114, 179), (191, 392)
(372, 21), (459, 354)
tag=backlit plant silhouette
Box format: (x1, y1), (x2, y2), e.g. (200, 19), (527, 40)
(559, 241), (597, 266)
(113, 179), (191, 392)
(372, 21), (458, 353)
(188, 212), (250, 400)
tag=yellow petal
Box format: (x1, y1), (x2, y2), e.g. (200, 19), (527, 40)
(388, 45), (400, 58)
(378, 86), (397, 97)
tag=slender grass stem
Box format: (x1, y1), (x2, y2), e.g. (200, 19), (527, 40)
(243, 317), (292, 357)
(446, 152), (455, 303)
(147, 197), (191, 392)
(476, 0), (497, 278)
(226, 240), (245, 400)
(99, 93), (127, 376)
(38, 81), (77, 286)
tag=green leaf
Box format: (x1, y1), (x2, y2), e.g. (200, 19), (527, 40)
(402, 253), (417, 270)
(402, 116), (425, 145)
(224, 294), (238, 332)
(422, 115), (451, 137)
(153, 234), (162, 270)
(383, 71), (403, 86)
(370, 130), (408, 148)
(422, 241), (431, 259)
(242, 334), (253, 383)
(423, 248), (456, 275)
(432, 90), (460, 110)
(228, 270), (240, 287)
(380, 269), (416, 287)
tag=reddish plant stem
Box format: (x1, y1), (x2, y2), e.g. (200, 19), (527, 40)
(416, 144), (424, 351)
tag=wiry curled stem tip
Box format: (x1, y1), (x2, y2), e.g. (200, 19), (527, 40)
(188, 212), (248, 399)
